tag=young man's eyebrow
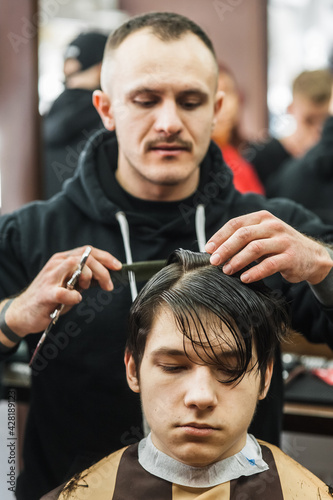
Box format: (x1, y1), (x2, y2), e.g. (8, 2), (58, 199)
(150, 346), (239, 360)
(150, 347), (187, 358)
(218, 348), (239, 357)
(214, 350), (239, 363)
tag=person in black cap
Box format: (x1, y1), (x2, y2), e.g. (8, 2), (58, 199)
(266, 65), (333, 224)
(43, 31), (108, 199)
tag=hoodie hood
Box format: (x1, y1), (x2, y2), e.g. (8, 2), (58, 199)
(63, 129), (238, 234)
(44, 88), (103, 146)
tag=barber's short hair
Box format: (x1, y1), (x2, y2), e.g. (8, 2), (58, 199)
(104, 11), (217, 63)
(292, 69), (332, 104)
(127, 249), (290, 390)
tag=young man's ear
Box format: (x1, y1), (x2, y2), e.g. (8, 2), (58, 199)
(258, 360), (274, 401)
(93, 90), (115, 130)
(212, 90), (224, 130)
(124, 350), (140, 393)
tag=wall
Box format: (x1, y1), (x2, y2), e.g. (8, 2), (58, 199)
(0, 0), (40, 214)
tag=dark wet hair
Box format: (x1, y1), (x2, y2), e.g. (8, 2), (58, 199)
(104, 11), (217, 64)
(127, 249), (290, 390)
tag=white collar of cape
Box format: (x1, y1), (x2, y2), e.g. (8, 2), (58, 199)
(138, 433), (268, 488)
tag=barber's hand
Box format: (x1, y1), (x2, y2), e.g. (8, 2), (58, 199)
(205, 210), (333, 285)
(4, 246), (122, 338)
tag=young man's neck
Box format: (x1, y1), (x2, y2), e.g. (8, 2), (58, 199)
(138, 433), (269, 488)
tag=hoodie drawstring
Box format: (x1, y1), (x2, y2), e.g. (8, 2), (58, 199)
(115, 211), (138, 302)
(195, 204), (206, 252)
(116, 205), (206, 299)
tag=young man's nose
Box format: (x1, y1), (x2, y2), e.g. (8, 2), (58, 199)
(183, 367), (218, 410)
(154, 100), (183, 135)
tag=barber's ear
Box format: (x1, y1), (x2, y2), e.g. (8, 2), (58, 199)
(124, 350), (140, 393)
(212, 90), (224, 129)
(93, 90), (115, 130)
(258, 360), (274, 401)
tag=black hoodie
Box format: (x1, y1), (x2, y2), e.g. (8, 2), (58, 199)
(1, 131), (333, 499)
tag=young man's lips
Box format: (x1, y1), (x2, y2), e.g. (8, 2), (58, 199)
(178, 423), (218, 436)
(181, 422), (218, 429)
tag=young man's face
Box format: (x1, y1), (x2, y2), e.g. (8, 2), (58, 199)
(125, 307), (272, 467)
(94, 29), (223, 201)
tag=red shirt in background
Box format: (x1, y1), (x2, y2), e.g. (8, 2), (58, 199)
(221, 144), (265, 195)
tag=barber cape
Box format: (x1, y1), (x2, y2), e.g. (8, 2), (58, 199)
(43, 435), (332, 499)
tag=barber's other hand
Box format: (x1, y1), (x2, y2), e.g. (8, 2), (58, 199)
(205, 210), (333, 285)
(4, 246), (122, 338)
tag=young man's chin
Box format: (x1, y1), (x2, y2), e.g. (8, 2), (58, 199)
(168, 440), (228, 468)
(174, 449), (224, 468)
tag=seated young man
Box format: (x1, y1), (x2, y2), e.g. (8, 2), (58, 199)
(44, 249), (332, 499)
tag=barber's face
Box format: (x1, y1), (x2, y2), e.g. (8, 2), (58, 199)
(94, 29), (223, 201)
(125, 307), (272, 467)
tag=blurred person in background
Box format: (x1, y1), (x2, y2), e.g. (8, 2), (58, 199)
(43, 31), (108, 199)
(266, 114), (333, 224)
(244, 69), (332, 188)
(266, 75), (333, 224)
(211, 65), (265, 195)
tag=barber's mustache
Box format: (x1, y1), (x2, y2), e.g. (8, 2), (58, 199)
(145, 136), (192, 152)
